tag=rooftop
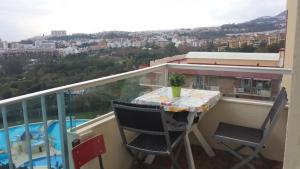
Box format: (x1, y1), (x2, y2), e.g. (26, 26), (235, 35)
(185, 52), (280, 61)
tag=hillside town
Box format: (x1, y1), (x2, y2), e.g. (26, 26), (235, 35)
(0, 29), (286, 56)
(0, 11), (287, 57)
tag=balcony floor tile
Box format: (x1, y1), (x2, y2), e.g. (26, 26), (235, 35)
(132, 145), (283, 169)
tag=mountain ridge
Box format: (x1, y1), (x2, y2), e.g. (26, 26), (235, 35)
(43, 10), (287, 41)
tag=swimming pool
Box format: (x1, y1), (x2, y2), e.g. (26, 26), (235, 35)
(0, 119), (88, 166)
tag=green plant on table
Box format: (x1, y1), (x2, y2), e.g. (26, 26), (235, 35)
(169, 73), (185, 97)
(169, 73), (185, 87)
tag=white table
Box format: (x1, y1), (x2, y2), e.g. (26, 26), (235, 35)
(133, 87), (221, 169)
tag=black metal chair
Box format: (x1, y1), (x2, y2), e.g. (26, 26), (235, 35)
(213, 87), (288, 169)
(112, 101), (185, 169)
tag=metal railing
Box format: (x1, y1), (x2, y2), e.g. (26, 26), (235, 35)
(0, 63), (292, 169)
(0, 64), (166, 169)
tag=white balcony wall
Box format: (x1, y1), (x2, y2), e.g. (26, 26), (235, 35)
(67, 114), (133, 169)
(283, 0), (300, 168)
(68, 98), (288, 169)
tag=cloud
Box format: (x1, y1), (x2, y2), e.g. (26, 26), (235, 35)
(0, 0), (286, 41)
(0, 0), (53, 41)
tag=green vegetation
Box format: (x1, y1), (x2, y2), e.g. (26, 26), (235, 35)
(169, 74), (185, 87)
(0, 43), (182, 99)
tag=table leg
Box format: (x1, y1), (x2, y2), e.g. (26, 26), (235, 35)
(144, 154), (155, 164)
(184, 133), (196, 169)
(192, 126), (216, 157)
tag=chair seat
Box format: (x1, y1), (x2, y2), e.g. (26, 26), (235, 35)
(214, 122), (263, 146)
(127, 131), (184, 155)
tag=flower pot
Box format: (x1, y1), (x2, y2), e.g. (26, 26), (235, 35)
(172, 86), (182, 97)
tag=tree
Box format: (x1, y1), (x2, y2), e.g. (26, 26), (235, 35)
(240, 44), (255, 52)
(1, 90), (12, 99)
(255, 47), (269, 53)
(204, 42), (217, 52)
(267, 43), (280, 53)
(2, 59), (24, 75)
(165, 43), (179, 56)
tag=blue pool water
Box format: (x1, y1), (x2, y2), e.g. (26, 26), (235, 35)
(48, 120), (87, 150)
(21, 155), (62, 168)
(0, 153), (8, 164)
(0, 124), (44, 165)
(0, 123), (43, 151)
(0, 119), (87, 167)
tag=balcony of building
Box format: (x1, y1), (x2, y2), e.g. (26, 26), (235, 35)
(0, 63), (292, 169)
(1, 0), (300, 167)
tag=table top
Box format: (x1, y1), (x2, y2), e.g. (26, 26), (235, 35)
(133, 87), (221, 113)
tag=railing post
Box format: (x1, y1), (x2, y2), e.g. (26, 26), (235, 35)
(22, 101), (33, 169)
(1, 107), (14, 169)
(56, 92), (70, 169)
(66, 90), (74, 131)
(164, 65), (168, 87)
(41, 96), (51, 169)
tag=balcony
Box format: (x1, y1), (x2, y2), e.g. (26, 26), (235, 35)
(0, 63), (291, 169)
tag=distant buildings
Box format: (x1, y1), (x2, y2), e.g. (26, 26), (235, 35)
(59, 46), (79, 56)
(148, 37), (169, 47)
(0, 27), (286, 59)
(0, 39), (8, 49)
(224, 31), (286, 49)
(51, 30), (67, 37)
(35, 40), (56, 49)
(106, 38), (145, 48)
(20, 44), (35, 49)
(0, 48), (60, 61)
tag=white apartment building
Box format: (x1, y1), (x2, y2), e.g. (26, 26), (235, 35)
(22, 44), (35, 49)
(51, 30), (67, 37)
(0, 39), (8, 49)
(10, 42), (21, 49)
(35, 40), (56, 49)
(60, 46), (79, 56)
(171, 38), (183, 47)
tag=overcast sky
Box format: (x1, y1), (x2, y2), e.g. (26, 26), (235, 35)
(0, 0), (286, 41)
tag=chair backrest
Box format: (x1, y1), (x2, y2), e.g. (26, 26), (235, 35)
(112, 101), (167, 134)
(112, 100), (172, 152)
(260, 87), (287, 141)
(72, 135), (106, 169)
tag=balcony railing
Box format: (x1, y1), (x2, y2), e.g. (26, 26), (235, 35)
(0, 63), (291, 169)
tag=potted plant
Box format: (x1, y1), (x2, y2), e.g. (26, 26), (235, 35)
(169, 73), (185, 97)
